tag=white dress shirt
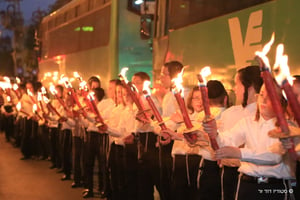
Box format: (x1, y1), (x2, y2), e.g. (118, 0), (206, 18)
(217, 116), (294, 179)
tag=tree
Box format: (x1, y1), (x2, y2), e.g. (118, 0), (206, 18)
(48, 0), (72, 13)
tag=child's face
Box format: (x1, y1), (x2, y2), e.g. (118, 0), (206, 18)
(257, 85), (276, 119)
(132, 76), (144, 94)
(160, 66), (172, 89)
(191, 90), (203, 113)
(107, 82), (116, 99)
(115, 85), (123, 104)
(122, 88), (132, 105)
(233, 73), (244, 105)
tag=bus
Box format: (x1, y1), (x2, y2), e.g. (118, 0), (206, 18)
(151, 0), (300, 91)
(38, 0), (153, 89)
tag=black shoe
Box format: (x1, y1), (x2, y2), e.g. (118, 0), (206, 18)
(82, 190), (93, 198)
(99, 190), (108, 198)
(49, 165), (57, 169)
(71, 182), (82, 188)
(61, 175), (71, 181)
(20, 156), (30, 160)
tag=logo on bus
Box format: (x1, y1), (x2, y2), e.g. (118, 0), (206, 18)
(228, 10), (263, 68)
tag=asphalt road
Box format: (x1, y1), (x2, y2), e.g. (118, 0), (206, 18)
(0, 132), (102, 200)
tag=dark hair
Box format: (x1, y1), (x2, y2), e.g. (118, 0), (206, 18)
(110, 79), (121, 85)
(164, 61), (184, 79)
(133, 72), (150, 81)
(293, 75), (300, 85)
(187, 86), (200, 114)
(237, 65), (263, 107)
(55, 84), (64, 94)
(93, 87), (105, 102)
(88, 76), (101, 88)
(207, 80), (230, 107)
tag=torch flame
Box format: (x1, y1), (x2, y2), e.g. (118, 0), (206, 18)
(37, 92), (43, 102)
(88, 92), (95, 101)
(49, 85), (57, 95)
(6, 96), (11, 102)
(79, 81), (88, 91)
(16, 77), (21, 84)
(16, 102), (21, 111)
(171, 68), (185, 97)
(27, 89), (33, 96)
(3, 76), (10, 83)
(273, 44), (293, 86)
(143, 81), (151, 97)
(41, 87), (47, 95)
(13, 83), (18, 91)
(255, 33), (275, 70)
(119, 67), (129, 83)
(43, 96), (50, 104)
(33, 104), (38, 113)
(199, 66), (211, 85)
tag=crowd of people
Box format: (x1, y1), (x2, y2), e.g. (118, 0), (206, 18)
(0, 60), (300, 200)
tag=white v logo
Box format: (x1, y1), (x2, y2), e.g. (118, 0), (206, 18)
(229, 10), (263, 68)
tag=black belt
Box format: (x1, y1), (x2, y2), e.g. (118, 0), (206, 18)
(241, 174), (287, 184)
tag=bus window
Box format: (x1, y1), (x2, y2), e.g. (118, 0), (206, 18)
(169, 0), (272, 30)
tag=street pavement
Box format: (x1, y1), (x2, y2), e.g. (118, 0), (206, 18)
(0, 132), (103, 200)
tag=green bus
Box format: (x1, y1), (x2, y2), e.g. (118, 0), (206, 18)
(39, 0), (152, 89)
(151, 0), (300, 91)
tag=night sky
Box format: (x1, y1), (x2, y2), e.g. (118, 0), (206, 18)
(21, 0), (56, 24)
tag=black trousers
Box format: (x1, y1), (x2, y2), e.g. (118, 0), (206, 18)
(295, 161), (300, 199)
(125, 142), (138, 200)
(85, 131), (109, 192)
(137, 132), (173, 200)
(109, 143), (126, 200)
(237, 175), (294, 200)
(3, 115), (14, 142)
(199, 159), (221, 200)
(37, 124), (50, 159)
(21, 118), (33, 158)
(49, 127), (59, 167)
(73, 136), (83, 184)
(171, 154), (201, 200)
(62, 129), (72, 176)
(222, 166), (239, 200)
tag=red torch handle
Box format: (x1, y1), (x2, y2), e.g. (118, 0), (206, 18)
(282, 80), (300, 126)
(199, 85), (211, 116)
(174, 93), (193, 129)
(90, 99), (105, 125)
(120, 79), (148, 120)
(261, 70), (290, 134)
(145, 96), (167, 130)
(46, 103), (61, 118)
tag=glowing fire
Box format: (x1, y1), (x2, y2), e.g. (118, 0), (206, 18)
(171, 68), (185, 97)
(3, 76), (10, 83)
(37, 92), (43, 102)
(49, 85), (57, 95)
(43, 96), (50, 104)
(255, 33), (275, 70)
(143, 80), (151, 97)
(6, 96), (11, 102)
(16, 102), (21, 111)
(87, 92), (95, 101)
(199, 66), (211, 85)
(273, 44), (293, 86)
(13, 83), (18, 91)
(41, 87), (47, 95)
(27, 89), (33, 96)
(119, 67), (129, 83)
(16, 77), (21, 84)
(79, 81), (88, 91)
(33, 104), (38, 113)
